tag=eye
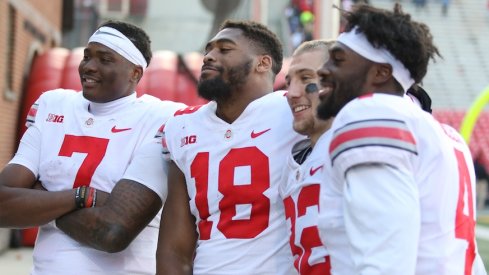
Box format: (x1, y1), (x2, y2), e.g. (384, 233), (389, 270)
(331, 54), (344, 65)
(300, 75), (314, 83)
(100, 55), (113, 64)
(219, 48), (231, 53)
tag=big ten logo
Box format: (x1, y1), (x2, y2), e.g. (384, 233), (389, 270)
(181, 135), (197, 147)
(46, 113), (64, 123)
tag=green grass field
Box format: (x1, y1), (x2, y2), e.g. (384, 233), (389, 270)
(478, 237), (489, 269)
(478, 215), (489, 270)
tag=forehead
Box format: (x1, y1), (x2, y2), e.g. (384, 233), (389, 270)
(85, 42), (118, 56)
(208, 28), (248, 47)
(331, 41), (364, 61)
(289, 50), (327, 74)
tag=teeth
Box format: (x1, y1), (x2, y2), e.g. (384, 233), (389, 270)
(293, 105), (309, 112)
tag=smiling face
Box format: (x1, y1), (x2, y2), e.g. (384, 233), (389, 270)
(286, 49), (330, 138)
(79, 42), (139, 103)
(198, 28), (255, 102)
(316, 41), (373, 120)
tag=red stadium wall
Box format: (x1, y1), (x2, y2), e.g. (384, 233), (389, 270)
(433, 110), (489, 171)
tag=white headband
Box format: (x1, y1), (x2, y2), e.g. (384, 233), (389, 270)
(88, 26), (147, 70)
(337, 27), (414, 92)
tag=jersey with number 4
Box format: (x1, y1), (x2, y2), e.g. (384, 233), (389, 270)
(318, 93), (486, 274)
(163, 91), (303, 275)
(10, 89), (185, 275)
(279, 133), (332, 275)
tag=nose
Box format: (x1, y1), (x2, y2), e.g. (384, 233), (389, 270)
(203, 49), (216, 64)
(317, 63), (331, 89)
(79, 58), (97, 73)
(287, 81), (303, 99)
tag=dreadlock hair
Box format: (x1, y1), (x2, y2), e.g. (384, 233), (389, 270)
(293, 39), (335, 57)
(342, 3), (441, 84)
(219, 20), (283, 76)
(99, 20), (152, 67)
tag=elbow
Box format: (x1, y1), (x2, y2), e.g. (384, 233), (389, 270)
(104, 240), (131, 253)
(98, 225), (134, 253)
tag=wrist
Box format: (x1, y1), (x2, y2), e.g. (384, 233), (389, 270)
(74, 186), (98, 209)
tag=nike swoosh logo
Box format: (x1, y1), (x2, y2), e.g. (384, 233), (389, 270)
(310, 165), (324, 176)
(111, 126), (132, 133)
(251, 128), (271, 138)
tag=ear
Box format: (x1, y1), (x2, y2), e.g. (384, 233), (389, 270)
(131, 66), (144, 83)
(372, 63), (392, 85)
(256, 55), (272, 73)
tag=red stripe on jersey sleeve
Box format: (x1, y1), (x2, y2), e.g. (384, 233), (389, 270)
(329, 126), (416, 154)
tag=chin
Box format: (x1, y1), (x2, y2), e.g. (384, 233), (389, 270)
(293, 123), (310, 136)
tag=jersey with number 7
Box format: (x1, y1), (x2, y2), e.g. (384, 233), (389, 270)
(10, 89), (185, 274)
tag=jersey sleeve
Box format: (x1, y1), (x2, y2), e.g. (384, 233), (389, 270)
(8, 93), (49, 176)
(343, 163), (419, 274)
(329, 99), (418, 181)
(123, 140), (168, 201)
(124, 100), (187, 201)
(9, 125), (42, 177)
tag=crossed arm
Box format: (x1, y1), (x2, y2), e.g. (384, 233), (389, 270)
(0, 164), (76, 228)
(156, 161), (197, 275)
(0, 163), (162, 253)
(56, 179), (162, 253)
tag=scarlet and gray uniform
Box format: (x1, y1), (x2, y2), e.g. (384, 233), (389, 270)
(163, 91), (304, 274)
(280, 132), (332, 275)
(11, 89), (185, 275)
(318, 93), (486, 274)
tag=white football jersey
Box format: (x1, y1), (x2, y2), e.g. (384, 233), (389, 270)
(279, 133), (332, 275)
(318, 93), (487, 274)
(163, 91), (304, 275)
(10, 89), (185, 275)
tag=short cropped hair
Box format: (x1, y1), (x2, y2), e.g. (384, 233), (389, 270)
(293, 39), (335, 57)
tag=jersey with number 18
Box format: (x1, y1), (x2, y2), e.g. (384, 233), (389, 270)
(163, 91), (304, 275)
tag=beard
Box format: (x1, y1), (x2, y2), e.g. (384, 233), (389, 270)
(317, 72), (368, 120)
(317, 92), (343, 120)
(198, 60), (252, 102)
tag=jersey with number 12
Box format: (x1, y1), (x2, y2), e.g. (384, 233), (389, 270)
(280, 132), (332, 275)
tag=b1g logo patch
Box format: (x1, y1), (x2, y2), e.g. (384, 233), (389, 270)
(181, 135), (197, 147)
(46, 113), (64, 123)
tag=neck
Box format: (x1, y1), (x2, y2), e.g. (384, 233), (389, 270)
(310, 118), (333, 147)
(215, 83), (272, 123)
(87, 93), (136, 116)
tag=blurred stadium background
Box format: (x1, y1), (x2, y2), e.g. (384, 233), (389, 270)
(0, 0), (488, 273)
